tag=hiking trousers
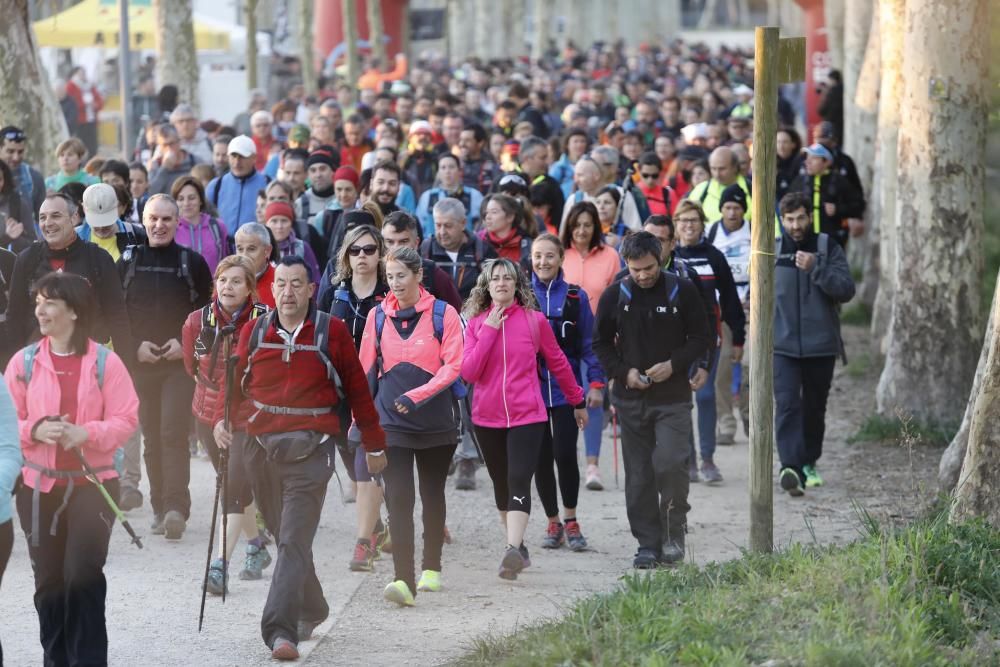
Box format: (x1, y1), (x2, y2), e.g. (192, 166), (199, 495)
(774, 354), (836, 480)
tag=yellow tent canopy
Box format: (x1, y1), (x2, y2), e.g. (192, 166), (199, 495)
(33, 0), (230, 51)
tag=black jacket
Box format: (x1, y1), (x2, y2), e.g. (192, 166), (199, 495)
(593, 270), (710, 405)
(118, 241), (212, 373)
(788, 170), (865, 248)
(320, 279), (389, 352)
(675, 240), (746, 346)
(5, 237), (134, 364)
(0, 192), (36, 255)
(420, 233), (498, 300)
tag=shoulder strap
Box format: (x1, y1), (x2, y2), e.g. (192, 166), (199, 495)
(311, 310), (344, 398)
(121, 245), (138, 290)
(21, 342), (40, 385)
(706, 221), (719, 244)
(526, 309), (540, 352)
(432, 299), (447, 344)
(211, 178), (221, 208)
(664, 271), (680, 308)
(95, 344), (109, 389)
(374, 304), (386, 375)
(818, 233), (829, 258)
(179, 248), (198, 304)
(617, 278), (633, 309)
(698, 182), (710, 204)
(208, 217), (223, 256)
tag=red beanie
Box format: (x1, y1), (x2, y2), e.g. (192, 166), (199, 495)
(264, 201), (295, 222)
(333, 165), (359, 189)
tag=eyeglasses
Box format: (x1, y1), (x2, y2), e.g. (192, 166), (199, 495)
(639, 171), (660, 180)
(348, 244), (379, 257)
(675, 217), (703, 225)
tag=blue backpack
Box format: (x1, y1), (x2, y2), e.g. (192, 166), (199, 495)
(21, 343), (109, 388)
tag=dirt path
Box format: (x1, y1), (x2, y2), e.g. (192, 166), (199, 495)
(1, 326), (939, 666)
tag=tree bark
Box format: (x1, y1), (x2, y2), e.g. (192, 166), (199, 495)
(247, 0), (259, 90)
(823, 0), (845, 72)
(699, 0), (720, 29)
(940, 270), (997, 494)
(342, 0), (360, 100)
(472, 0), (495, 60)
(155, 0), (199, 113)
(532, 0), (553, 61)
(869, 0), (904, 352)
(506, 0), (527, 58)
(875, 0), (988, 426)
(300, 0), (316, 95)
(447, 0), (472, 63)
(366, 0), (387, 73)
(843, 0), (873, 160)
(951, 273), (1000, 527)
(0, 0), (68, 174)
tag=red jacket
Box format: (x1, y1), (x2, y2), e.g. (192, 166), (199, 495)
(182, 301), (267, 426)
(223, 308), (386, 451)
(252, 135), (276, 171)
(256, 264), (276, 308)
(65, 80), (103, 124)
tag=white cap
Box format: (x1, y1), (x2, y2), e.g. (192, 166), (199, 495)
(228, 135), (256, 157)
(82, 183), (119, 228)
(408, 120), (433, 136)
(681, 122), (708, 143)
(734, 84), (753, 97)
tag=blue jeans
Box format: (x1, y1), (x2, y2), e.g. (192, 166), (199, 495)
(689, 349), (720, 462)
(580, 359), (604, 459)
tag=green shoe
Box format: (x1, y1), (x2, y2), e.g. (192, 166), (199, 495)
(384, 580), (415, 607)
(802, 464), (824, 488)
(416, 569), (441, 592)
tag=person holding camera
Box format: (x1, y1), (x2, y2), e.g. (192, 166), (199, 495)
(592, 231), (710, 569)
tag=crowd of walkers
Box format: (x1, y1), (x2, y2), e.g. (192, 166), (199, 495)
(0, 37), (859, 664)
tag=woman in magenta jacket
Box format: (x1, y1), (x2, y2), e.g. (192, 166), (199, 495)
(357, 246), (465, 607)
(3, 272), (139, 667)
(462, 257), (587, 580)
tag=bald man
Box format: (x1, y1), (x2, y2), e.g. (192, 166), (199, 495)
(685, 147), (752, 222)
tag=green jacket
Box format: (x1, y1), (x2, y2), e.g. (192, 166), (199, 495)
(686, 175), (752, 222)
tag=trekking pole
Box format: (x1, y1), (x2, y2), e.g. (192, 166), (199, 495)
(73, 448), (143, 549)
(220, 354), (238, 605)
(198, 448), (224, 632)
(611, 407), (619, 489)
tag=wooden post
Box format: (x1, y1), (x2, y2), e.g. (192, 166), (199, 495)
(246, 0), (259, 90)
(366, 0), (387, 73)
(748, 28), (805, 553)
(300, 0), (317, 95)
(342, 0), (360, 104)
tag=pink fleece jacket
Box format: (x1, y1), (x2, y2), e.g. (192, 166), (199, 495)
(3, 339), (139, 493)
(462, 303), (584, 428)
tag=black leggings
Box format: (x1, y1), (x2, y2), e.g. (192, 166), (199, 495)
(534, 405), (581, 518)
(476, 422), (547, 514)
(383, 443), (457, 596)
(197, 421), (253, 514)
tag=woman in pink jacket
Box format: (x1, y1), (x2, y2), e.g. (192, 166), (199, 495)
(357, 246), (464, 607)
(462, 257), (587, 580)
(3, 272), (139, 667)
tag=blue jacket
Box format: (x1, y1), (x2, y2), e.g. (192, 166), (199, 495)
(0, 379), (22, 524)
(532, 272), (605, 408)
(76, 219), (146, 250)
(395, 182), (416, 214)
(415, 186), (484, 238)
(549, 154), (575, 198)
(206, 169), (269, 235)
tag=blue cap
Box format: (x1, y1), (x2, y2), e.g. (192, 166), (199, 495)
(804, 143), (833, 162)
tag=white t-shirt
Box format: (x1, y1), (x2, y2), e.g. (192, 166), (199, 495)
(708, 220), (752, 303)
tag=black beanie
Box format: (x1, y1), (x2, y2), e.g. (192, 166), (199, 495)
(307, 148), (338, 170)
(720, 183), (747, 211)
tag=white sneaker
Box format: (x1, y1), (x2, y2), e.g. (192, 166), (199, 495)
(585, 464), (604, 491)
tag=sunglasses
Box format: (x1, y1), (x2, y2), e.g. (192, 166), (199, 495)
(348, 244), (379, 257)
(639, 171), (660, 180)
(2, 129), (26, 142)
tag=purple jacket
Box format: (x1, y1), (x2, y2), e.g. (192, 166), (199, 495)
(176, 213), (228, 274)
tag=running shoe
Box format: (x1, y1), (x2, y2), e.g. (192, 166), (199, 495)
(689, 462), (701, 483)
(118, 487), (143, 512)
(416, 569), (442, 592)
(499, 545), (526, 580)
(150, 513), (165, 535)
(585, 464), (604, 490)
(661, 535), (685, 565)
(164, 510), (186, 540)
(700, 460), (724, 485)
(519, 543), (531, 568)
(803, 464), (824, 488)
(541, 521), (565, 549)
(780, 467), (805, 497)
(633, 548), (660, 569)
(206, 558), (227, 596)
(455, 459), (477, 490)
(383, 580), (416, 607)
(349, 540), (376, 572)
(271, 638), (299, 661)
(239, 543), (272, 580)
(565, 521), (588, 552)
(374, 520), (392, 555)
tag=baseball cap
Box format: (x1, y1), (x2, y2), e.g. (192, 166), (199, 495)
(814, 121), (836, 140)
(409, 120), (433, 136)
(228, 135), (256, 157)
(82, 183), (120, 228)
(733, 84), (753, 97)
(804, 143), (834, 162)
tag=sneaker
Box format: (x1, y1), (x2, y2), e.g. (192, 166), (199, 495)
(383, 580), (415, 607)
(150, 513), (165, 535)
(349, 540), (376, 572)
(297, 616), (327, 641)
(374, 521), (392, 555)
(271, 637), (299, 661)
(416, 569), (442, 592)
(803, 464), (824, 488)
(633, 548), (661, 569)
(239, 543), (272, 580)
(118, 487), (143, 512)
(585, 464), (604, 490)
(455, 459), (477, 490)
(498, 545), (526, 580)
(565, 521), (588, 552)
(519, 543), (531, 569)
(689, 462), (701, 483)
(700, 460), (724, 485)
(780, 467), (805, 497)
(661, 535), (685, 565)
(206, 558), (227, 596)
(717, 433), (736, 446)
(163, 510), (186, 540)
(541, 522), (565, 549)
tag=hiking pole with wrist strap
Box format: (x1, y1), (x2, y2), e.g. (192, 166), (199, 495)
(73, 448), (143, 549)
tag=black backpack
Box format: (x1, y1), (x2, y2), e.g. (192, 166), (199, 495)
(120, 244), (199, 305)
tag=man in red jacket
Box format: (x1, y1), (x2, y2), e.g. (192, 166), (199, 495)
(216, 256), (385, 661)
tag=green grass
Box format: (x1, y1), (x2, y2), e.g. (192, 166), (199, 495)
(845, 352), (872, 378)
(848, 414), (957, 447)
(455, 517), (1000, 667)
(841, 301), (872, 327)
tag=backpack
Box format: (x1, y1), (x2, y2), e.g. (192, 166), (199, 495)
(20, 342), (109, 389)
(121, 245), (199, 305)
(193, 303), (268, 389)
(373, 299), (467, 400)
(617, 271), (681, 315)
(544, 285), (583, 358)
(244, 309), (345, 400)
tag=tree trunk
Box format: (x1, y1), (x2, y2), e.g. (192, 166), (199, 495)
(532, 0), (553, 61)
(823, 0), (845, 72)
(155, 0), (199, 112)
(875, 0), (988, 426)
(869, 0), (904, 353)
(472, 0), (494, 60)
(448, 0), (472, 62)
(940, 269), (997, 494)
(247, 0), (259, 90)
(656, 0), (682, 41)
(847, 3), (879, 304)
(366, 0), (387, 73)
(842, 0), (873, 158)
(342, 0), (360, 100)
(505, 0), (527, 58)
(300, 0), (316, 95)
(0, 0), (68, 174)
(699, 0), (720, 29)
(951, 274), (1000, 527)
